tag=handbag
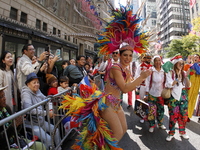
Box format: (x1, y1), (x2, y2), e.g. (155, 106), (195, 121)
(161, 88), (172, 99)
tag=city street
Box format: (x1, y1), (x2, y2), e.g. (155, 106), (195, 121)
(63, 93), (200, 150)
(118, 93), (200, 150)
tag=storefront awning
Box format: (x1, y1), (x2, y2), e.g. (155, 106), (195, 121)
(0, 18), (78, 49)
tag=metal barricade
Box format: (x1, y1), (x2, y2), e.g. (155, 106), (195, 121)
(0, 89), (76, 150)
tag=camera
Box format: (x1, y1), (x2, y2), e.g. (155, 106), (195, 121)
(45, 46), (50, 62)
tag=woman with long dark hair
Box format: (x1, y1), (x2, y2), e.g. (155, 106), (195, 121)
(0, 51), (17, 112)
(100, 45), (151, 141)
(165, 55), (190, 141)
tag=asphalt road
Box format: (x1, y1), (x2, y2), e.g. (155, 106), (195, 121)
(118, 93), (200, 150)
(62, 93), (200, 150)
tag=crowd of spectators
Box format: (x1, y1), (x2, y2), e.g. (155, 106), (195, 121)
(0, 43), (200, 148)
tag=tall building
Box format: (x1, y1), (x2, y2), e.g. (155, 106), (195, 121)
(0, 0), (105, 61)
(189, 0), (200, 20)
(140, 0), (157, 31)
(158, 0), (190, 48)
(130, 0), (139, 13)
(139, 0), (157, 53)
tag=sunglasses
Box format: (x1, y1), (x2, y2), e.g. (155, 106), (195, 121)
(112, 52), (119, 55)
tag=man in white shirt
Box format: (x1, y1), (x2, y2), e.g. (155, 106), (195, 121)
(16, 44), (47, 91)
(134, 54), (152, 123)
(135, 54), (152, 99)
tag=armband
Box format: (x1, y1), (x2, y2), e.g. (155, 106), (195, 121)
(38, 60), (43, 63)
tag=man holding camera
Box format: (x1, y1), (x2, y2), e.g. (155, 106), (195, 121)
(16, 44), (47, 91)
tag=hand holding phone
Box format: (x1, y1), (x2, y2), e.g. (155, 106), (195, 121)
(55, 49), (61, 61)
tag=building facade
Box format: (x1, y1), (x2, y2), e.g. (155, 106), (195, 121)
(159, 0), (190, 48)
(0, 0), (104, 63)
(189, 0), (200, 20)
(95, 0), (112, 20)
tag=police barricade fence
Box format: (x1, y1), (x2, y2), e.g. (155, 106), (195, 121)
(0, 89), (78, 150)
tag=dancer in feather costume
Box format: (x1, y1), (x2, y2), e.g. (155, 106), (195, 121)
(60, 4), (152, 150)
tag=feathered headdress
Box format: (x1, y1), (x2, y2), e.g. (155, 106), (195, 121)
(98, 5), (149, 55)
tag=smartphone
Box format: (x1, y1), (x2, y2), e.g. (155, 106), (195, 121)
(45, 47), (50, 62)
(55, 49), (62, 60)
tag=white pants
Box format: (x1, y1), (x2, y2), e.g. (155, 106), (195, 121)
(139, 85), (146, 100)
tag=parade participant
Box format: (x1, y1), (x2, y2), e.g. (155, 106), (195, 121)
(134, 53), (152, 123)
(101, 44), (151, 141)
(135, 53), (152, 99)
(196, 95), (200, 123)
(103, 49), (120, 82)
(145, 55), (166, 132)
(188, 54), (200, 118)
(165, 55), (190, 141)
(60, 4), (151, 149)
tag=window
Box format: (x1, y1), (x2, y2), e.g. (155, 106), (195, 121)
(63, 50), (69, 60)
(38, 0), (44, 5)
(43, 22), (47, 31)
(20, 12), (27, 23)
(151, 12), (157, 18)
(58, 29), (61, 37)
(68, 36), (70, 41)
(152, 20), (156, 26)
(73, 38), (76, 43)
(53, 27), (56, 35)
(64, 34), (67, 40)
(36, 19), (41, 29)
(10, 7), (18, 20)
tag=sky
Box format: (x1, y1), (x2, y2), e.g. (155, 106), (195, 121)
(115, 0), (127, 8)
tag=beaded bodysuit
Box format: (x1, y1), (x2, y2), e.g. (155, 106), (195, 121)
(105, 63), (129, 111)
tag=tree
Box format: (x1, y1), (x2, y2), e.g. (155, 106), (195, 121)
(192, 17), (200, 33)
(165, 34), (200, 58)
(182, 34), (200, 54)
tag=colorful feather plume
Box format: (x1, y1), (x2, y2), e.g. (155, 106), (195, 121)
(98, 4), (149, 55)
(59, 83), (122, 150)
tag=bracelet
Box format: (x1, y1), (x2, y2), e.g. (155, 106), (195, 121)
(38, 60), (43, 63)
